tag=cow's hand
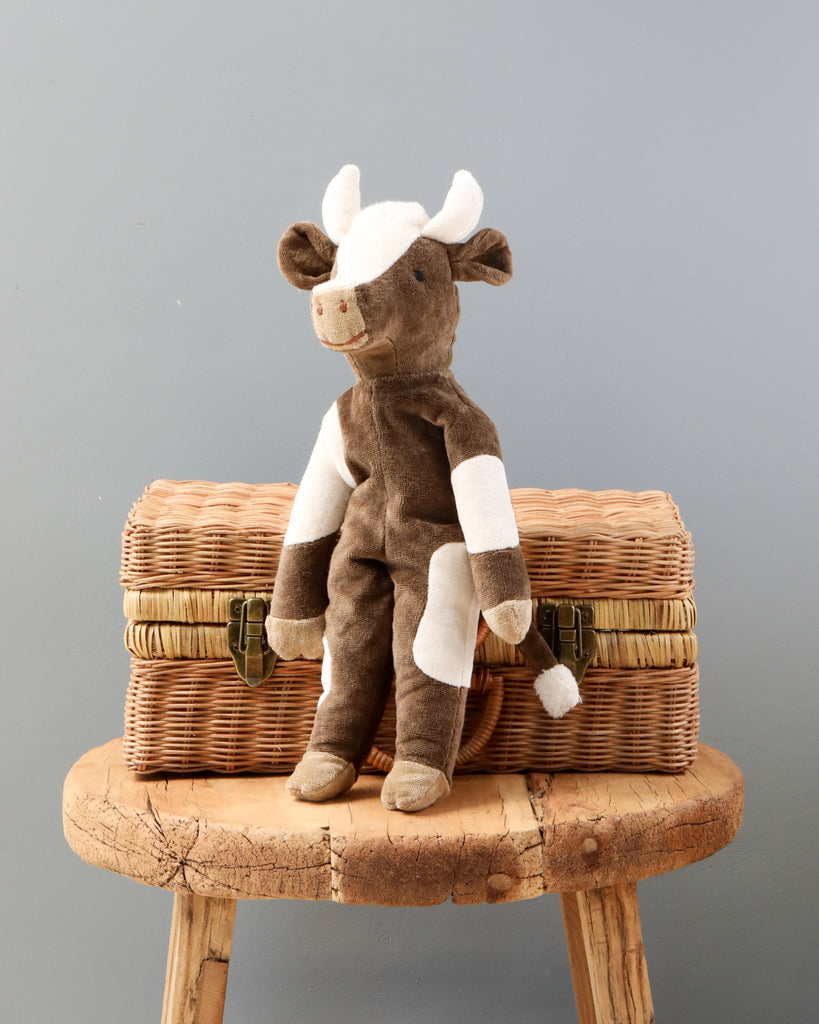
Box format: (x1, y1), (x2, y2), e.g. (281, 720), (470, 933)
(265, 614), (325, 661)
(483, 598), (532, 646)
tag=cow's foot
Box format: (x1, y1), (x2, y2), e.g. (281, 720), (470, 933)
(286, 751), (356, 801)
(381, 760), (450, 812)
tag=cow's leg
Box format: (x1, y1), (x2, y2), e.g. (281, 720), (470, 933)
(288, 553), (395, 801)
(382, 541), (480, 812)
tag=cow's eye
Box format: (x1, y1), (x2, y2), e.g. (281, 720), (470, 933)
(413, 269), (425, 282)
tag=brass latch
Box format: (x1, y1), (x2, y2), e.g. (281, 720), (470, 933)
(227, 597), (278, 687)
(537, 603), (596, 683)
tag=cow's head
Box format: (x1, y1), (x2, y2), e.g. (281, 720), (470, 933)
(277, 165), (512, 377)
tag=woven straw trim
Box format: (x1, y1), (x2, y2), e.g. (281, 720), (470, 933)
(124, 619), (697, 670)
(533, 595), (696, 631)
(123, 589), (696, 632)
(123, 659), (699, 775)
(125, 622), (231, 661)
(476, 629), (697, 670)
(477, 598), (697, 665)
(121, 481), (693, 599)
(123, 589), (273, 624)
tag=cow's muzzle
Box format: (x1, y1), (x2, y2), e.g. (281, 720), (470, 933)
(311, 287), (368, 351)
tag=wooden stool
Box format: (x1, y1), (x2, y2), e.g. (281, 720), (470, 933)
(63, 739), (742, 1024)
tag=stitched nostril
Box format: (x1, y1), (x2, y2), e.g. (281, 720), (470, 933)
(316, 304), (323, 316)
(339, 301), (348, 313)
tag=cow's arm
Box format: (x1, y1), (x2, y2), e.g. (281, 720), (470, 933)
(449, 450), (532, 643)
(440, 396), (532, 644)
(266, 403), (355, 659)
(442, 394), (581, 718)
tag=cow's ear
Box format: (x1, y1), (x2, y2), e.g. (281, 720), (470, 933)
(448, 228), (513, 286)
(278, 221), (338, 290)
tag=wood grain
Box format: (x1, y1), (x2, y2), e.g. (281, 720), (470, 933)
(162, 893), (236, 1024)
(325, 773), (544, 906)
(571, 883), (654, 1024)
(531, 744), (743, 892)
(63, 739), (743, 906)
(560, 891), (599, 1024)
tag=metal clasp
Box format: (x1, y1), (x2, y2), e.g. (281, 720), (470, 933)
(227, 597), (278, 687)
(537, 603), (596, 683)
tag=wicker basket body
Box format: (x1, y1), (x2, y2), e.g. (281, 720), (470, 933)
(121, 481), (698, 774)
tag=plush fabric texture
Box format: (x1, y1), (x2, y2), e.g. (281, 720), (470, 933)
(448, 228), (513, 285)
(286, 750), (356, 801)
(451, 453), (521, 554)
(265, 614), (325, 661)
(467, 546), (531, 615)
(419, 169), (483, 244)
(311, 288), (369, 353)
(268, 539), (336, 621)
(381, 761), (450, 812)
(534, 663), (582, 719)
(271, 168), (569, 811)
(321, 164), (482, 253)
(321, 163), (361, 245)
(482, 597), (532, 646)
(281, 404), (354, 544)
(277, 221), (337, 290)
(316, 201), (430, 292)
(412, 541), (480, 688)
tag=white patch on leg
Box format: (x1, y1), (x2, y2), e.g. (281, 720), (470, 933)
(412, 542), (480, 687)
(317, 637), (332, 707)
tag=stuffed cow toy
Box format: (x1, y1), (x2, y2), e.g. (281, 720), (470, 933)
(267, 165), (580, 812)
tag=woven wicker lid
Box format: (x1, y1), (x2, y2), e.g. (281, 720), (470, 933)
(121, 480), (693, 599)
(512, 488), (694, 599)
(121, 480), (296, 590)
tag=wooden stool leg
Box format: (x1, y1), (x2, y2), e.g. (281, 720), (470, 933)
(161, 893), (237, 1024)
(560, 883), (654, 1024)
(560, 891), (598, 1024)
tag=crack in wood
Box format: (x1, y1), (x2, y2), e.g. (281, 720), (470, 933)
(64, 740), (743, 909)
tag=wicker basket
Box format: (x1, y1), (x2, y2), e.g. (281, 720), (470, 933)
(122, 481), (698, 774)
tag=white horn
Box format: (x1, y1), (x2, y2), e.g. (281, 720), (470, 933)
(322, 164), (361, 244)
(420, 170), (483, 244)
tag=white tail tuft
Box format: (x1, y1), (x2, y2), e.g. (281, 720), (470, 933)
(534, 664), (581, 719)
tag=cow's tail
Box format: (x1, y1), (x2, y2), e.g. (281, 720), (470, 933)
(516, 622), (582, 720)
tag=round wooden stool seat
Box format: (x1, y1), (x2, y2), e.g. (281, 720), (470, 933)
(63, 739), (743, 1023)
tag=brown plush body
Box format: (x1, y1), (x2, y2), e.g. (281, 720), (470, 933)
(310, 372), (521, 780)
(267, 167), (577, 811)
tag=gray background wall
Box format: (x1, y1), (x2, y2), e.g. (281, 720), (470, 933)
(2, 2), (816, 1021)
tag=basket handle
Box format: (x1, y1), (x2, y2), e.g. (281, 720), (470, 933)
(366, 616), (503, 772)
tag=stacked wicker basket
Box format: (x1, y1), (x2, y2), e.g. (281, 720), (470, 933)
(121, 480), (698, 775)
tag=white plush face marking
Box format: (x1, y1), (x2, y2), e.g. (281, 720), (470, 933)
(313, 201), (429, 296)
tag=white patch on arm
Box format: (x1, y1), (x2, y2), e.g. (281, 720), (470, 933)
(450, 454), (520, 554)
(284, 402), (355, 545)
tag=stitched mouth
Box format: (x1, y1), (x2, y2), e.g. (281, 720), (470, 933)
(320, 331), (367, 349)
